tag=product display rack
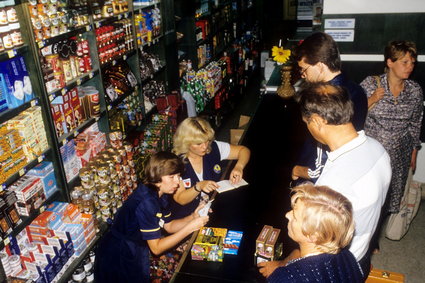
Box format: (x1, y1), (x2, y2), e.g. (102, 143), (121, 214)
(0, 0), (174, 281)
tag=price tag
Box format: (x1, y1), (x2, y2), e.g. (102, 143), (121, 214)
(40, 206), (45, 213)
(38, 41), (44, 48)
(95, 22), (100, 28)
(95, 117), (100, 121)
(74, 130), (78, 137)
(7, 50), (15, 58)
(89, 72), (94, 79)
(86, 25), (91, 31)
(1, 184), (5, 191)
(62, 139), (67, 145)
(123, 55), (127, 60)
(31, 100), (36, 107)
(107, 105), (112, 111)
(4, 238), (10, 246)
(148, 42), (151, 46)
(61, 88), (67, 95)
(19, 169), (25, 176)
(76, 78), (81, 85)
(118, 14), (123, 20)
(38, 156), (43, 163)
(49, 95), (54, 101)
(112, 60), (117, 66)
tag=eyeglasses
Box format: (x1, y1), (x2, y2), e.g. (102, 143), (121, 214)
(299, 65), (311, 76)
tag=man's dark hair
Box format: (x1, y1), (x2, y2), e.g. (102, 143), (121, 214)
(299, 83), (354, 125)
(294, 32), (341, 72)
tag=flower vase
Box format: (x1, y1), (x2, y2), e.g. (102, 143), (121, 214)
(277, 65), (295, 99)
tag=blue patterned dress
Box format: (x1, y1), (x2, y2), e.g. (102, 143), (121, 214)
(360, 74), (423, 213)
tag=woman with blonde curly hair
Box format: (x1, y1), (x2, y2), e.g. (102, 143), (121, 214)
(170, 117), (250, 219)
(259, 184), (364, 282)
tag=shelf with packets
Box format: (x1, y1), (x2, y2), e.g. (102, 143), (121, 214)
(46, 70), (100, 100)
(0, 98), (37, 125)
(133, 0), (162, 11)
(0, 190), (61, 251)
(93, 11), (133, 29)
(0, 45), (29, 62)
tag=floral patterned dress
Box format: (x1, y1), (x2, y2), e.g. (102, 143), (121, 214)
(360, 74), (423, 213)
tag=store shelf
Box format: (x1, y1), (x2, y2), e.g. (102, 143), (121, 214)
(134, 0), (162, 13)
(140, 34), (164, 49)
(1, 148), (52, 191)
(0, 99), (38, 125)
(100, 49), (137, 69)
(36, 25), (92, 49)
(140, 65), (166, 85)
(58, 116), (102, 146)
(47, 70), (100, 98)
(0, 45), (29, 61)
(0, 190), (61, 250)
(94, 11), (133, 28)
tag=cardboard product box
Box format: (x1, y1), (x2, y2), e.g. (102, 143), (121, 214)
(223, 230), (243, 255)
(26, 161), (58, 198)
(264, 228), (281, 259)
(50, 102), (67, 138)
(191, 227), (227, 262)
(63, 92), (76, 131)
(255, 225), (273, 257)
(10, 176), (46, 217)
(69, 88), (85, 125)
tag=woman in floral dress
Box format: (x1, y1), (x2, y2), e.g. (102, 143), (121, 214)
(360, 40), (423, 214)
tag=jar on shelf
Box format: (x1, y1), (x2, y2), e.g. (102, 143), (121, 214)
(82, 191), (96, 214)
(0, 24), (13, 50)
(70, 188), (84, 212)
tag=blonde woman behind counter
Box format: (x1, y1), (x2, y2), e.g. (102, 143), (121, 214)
(169, 117), (251, 219)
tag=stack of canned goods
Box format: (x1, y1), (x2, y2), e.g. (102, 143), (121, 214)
(69, 250), (95, 283)
(70, 131), (138, 223)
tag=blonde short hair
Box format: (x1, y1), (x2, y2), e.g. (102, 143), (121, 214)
(172, 117), (215, 158)
(290, 184), (355, 254)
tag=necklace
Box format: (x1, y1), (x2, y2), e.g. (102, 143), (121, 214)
(285, 252), (323, 266)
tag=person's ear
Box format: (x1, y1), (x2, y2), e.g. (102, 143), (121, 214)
(310, 114), (326, 129)
(307, 233), (319, 244)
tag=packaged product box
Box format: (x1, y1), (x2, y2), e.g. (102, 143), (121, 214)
(255, 225), (273, 256)
(10, 176), (46, 217)
(50, 100), (67, 137)
(26, 161), (58, 198)
(191, 227), (227, 262)
(223, 230), (243, 255)
(264, 228), (281, 259)
(62, 92), (76, 131)
(69, 87), (85, 125)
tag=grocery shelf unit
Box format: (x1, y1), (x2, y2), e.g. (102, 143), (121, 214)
(0, 0), (176, 281)
(173, 0), (259, 129)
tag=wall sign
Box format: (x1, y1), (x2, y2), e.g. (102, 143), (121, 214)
(325, 30), (355, 42)
(324, 18), (355, 29)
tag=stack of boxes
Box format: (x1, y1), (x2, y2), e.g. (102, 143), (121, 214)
(255, 225), (281, 264)
(0, 190), (21, 238)
(0, 125), (26, 184)
(191, 227), (227, 262)
(26, 161), (58, 199)
(7, 106), (49, 162)
(0, 202), (95, 281)
(9, 175), (46, 217)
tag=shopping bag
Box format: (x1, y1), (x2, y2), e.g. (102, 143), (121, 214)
(385, 168), (422, 240)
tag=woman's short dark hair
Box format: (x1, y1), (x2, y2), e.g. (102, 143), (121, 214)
(294, 32), (341, 72)
(384, 40), (417, 70)
(299, 83), (354, 125)
(143, 151), (185, 185)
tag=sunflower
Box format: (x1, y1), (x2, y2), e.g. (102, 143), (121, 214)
(272, 46), (291, 64)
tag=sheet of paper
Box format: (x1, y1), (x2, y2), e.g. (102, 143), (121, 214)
(216, 179), (248, 193)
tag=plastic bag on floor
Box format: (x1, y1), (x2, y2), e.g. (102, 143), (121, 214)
(385, 169), (422, 240)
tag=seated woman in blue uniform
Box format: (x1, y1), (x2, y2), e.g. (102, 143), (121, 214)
(94, 151), (209, 283)
(170, 117), (250, 219)
(258, 184), (364, 282)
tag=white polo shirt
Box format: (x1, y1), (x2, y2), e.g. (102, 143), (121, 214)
(315, 131), (392, 260)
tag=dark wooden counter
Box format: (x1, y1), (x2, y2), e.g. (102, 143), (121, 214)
(171, 93), (308, 282)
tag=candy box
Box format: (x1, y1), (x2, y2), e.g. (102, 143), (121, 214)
(264, 228), (281, 259)
(191, 227), (227, 262)
(255, 225), (272, 256)
(223, 230), (243, 255)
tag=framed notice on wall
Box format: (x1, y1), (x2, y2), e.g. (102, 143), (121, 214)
(283, 0), (297, 20)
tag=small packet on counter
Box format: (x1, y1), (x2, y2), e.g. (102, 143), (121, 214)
(223, 230), (243, 255)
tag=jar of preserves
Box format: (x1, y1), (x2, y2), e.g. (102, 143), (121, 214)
(82, 192), (95, 214)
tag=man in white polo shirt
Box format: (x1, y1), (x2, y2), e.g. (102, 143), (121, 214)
(258, 83), (391, 280)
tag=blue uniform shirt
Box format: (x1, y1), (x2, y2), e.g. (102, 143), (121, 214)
(170, 141), (223, 219)
(94, 184), (172, 283)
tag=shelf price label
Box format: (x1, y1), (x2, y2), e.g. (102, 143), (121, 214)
(86, 25), (91, 31)
(1, 184), (5, 191)
(3, 238), (10, 246)
(107, 105), (112, 111)
(74, 130), (79, 137)
(7, 50), (15, 58)
(95, 22), (101, 28)
(62, 139), (67, 146)
(61, 88), (67, 95)
(89, 72), (94, 79)
(123, 55), (127, 60)
(38, 156), (43, 163)
(19, 169), (25, 176)
(31, 100), (36, 107)
(49, 94), (54, 102)
(76, 78), (82, 85)
(118, 14), (122, 20)
(112, 60), (117, 66)
(40, 206), (45, 213)
(38, 41), (44, 48)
